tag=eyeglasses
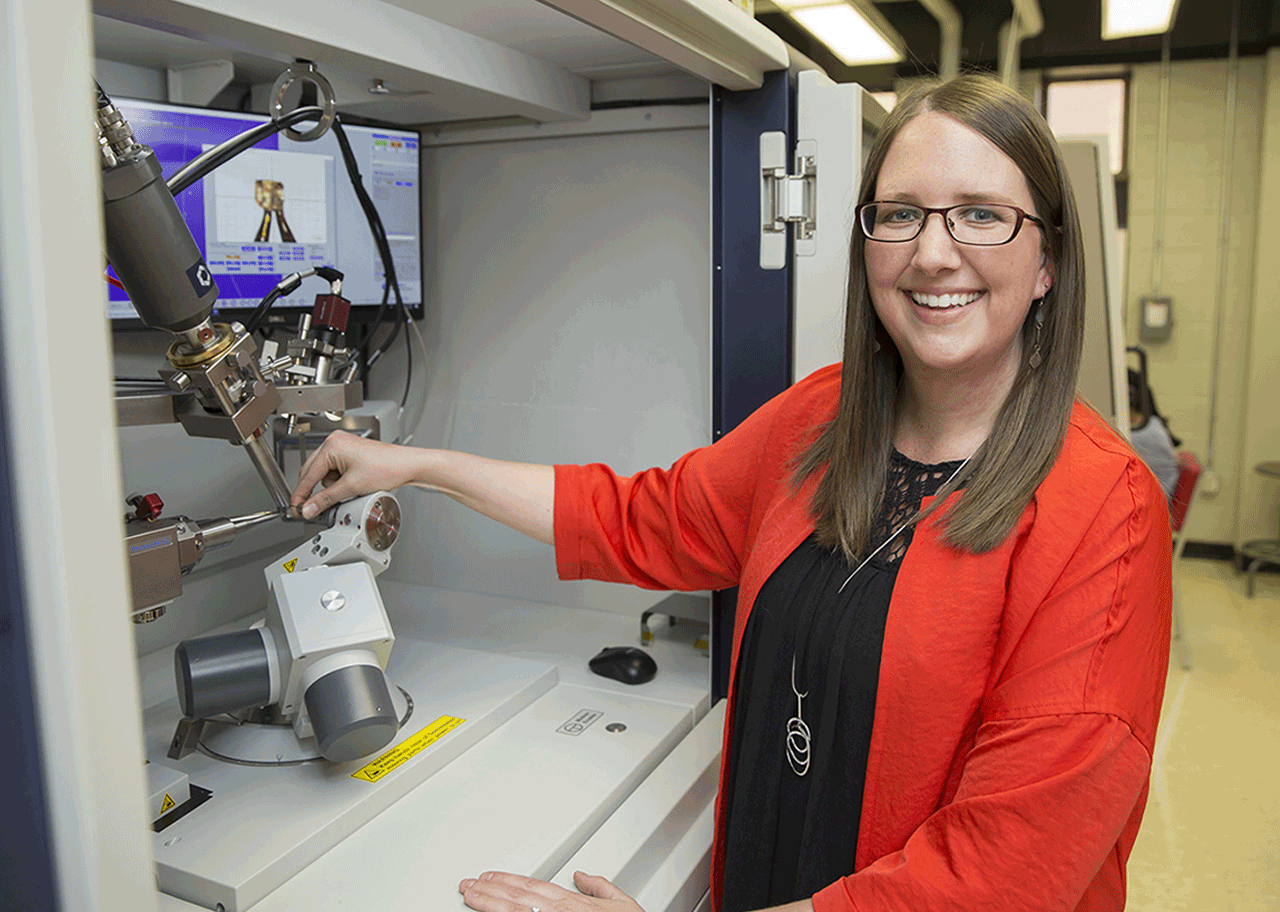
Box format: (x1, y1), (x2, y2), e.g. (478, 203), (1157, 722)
(857, 202), (1047, 246)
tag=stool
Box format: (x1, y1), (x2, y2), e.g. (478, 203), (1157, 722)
(1240, 461), (1280, 598)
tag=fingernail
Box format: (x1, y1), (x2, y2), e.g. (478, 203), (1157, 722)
(459, 879), (474, 891)
(302, 503), (317, 519)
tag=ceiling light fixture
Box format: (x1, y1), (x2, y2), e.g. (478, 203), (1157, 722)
(773, 0), (906, 66)
(1101, 0), (1182, 40)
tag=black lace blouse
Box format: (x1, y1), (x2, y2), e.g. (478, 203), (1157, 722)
(720, 451), (965, 911)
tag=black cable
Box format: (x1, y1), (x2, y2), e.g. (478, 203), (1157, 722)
(166, 107), (328, 196)
(400, 315), (412, 408)
(243, 267), (344, 336)
(361, 285), (392, 376)
(244, 271), (305, 335)
(330, 118), (406, 380)
(314, 265), (344, 285)
(244, 288), (285, 336)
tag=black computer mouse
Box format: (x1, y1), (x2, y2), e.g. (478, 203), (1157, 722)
(588, 645), (658, 685)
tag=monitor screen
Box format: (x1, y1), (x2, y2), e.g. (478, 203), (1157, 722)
(106, 98), (423, 326)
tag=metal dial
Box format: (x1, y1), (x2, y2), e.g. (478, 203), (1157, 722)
(364, 497), (400, 551)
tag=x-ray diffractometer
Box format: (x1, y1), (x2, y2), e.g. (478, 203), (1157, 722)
(2, 2), (1129, 911)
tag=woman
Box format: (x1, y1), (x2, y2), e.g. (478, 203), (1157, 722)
(1127, 367), (1180, 503)
(293, 75), (1171, 912)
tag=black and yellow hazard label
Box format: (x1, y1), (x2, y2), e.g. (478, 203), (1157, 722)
(351, 715), (465, 783)
(282, 558), (298, 573)
(160, 793), (176, 814)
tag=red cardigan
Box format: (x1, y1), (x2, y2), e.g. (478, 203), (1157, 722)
(554, 364), (1172, 912)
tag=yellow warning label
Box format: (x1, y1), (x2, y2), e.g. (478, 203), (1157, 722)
(351, 715), (465, 783)
(160, 793), (176, 814)
(282, 558), (299, 573)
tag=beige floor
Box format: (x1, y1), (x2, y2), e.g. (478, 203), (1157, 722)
(1126, 558), (1280, 911)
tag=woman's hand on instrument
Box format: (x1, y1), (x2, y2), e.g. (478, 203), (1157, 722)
(291, 430), (421, 519)
(458, 870), (643, 912)
(292, 431), (556, 543)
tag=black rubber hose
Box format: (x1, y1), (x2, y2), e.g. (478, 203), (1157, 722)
(243, 287), (285, 336)
(330, 119), (407, 379)
(166, 107), (328, 196)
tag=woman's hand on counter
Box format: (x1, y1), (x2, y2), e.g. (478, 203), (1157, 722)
(459, 870), (643, 912)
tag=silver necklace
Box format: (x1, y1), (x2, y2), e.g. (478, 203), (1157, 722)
(785, 453), (971, 777)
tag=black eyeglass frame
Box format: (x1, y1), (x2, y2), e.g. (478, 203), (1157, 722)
(857, 201), (1049, 247)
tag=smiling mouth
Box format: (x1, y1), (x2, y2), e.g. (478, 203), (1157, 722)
(908, 291), (983, 310)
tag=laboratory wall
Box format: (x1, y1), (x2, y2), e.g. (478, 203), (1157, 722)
(366, 114), (712, 616)
(1123, 54), (1272, 548)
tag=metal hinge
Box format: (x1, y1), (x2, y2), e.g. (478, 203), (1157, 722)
(760, 133), (817, 270)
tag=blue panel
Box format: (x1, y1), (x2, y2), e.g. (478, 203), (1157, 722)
(710, 69), (793, 702)
(0, 390), (60, 907)
(712, 69), (792, 441)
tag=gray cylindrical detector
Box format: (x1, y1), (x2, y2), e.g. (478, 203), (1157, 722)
(102, 147), (218, 333)
(303, 664), (398, 763)
(174, 629), (273, 719)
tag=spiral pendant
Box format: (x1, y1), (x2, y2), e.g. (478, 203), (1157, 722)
(786, 714), (811, 776)
(786, 655), (811, 776)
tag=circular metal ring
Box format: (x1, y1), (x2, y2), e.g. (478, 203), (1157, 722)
(364, 495), (401, 552)
(270, 63), (336, 142)
(167, 323), (237, 367)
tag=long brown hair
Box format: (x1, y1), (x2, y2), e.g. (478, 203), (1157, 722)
(795, 75), (1086, 559)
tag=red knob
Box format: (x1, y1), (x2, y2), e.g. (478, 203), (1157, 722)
(132, 493), (164, 521)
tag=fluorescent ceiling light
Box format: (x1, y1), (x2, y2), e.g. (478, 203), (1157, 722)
(778, 1), (905, 66)
(1102, 0), (1181, 39)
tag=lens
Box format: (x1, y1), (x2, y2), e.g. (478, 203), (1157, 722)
(948, 204), (1019, 245)
(862, 203), (923, 240)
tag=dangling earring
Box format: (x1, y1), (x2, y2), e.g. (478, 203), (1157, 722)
(1028, 299), (1045, 369)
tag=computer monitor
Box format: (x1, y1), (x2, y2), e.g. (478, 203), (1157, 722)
(106, 98), (423, 327)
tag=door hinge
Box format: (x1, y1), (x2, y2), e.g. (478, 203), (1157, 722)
(760, 133), (817, 270)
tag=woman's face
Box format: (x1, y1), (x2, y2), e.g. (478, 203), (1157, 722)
(865, 110), (1054, 389)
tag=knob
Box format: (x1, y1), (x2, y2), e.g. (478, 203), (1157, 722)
(127, 492), (164, 521)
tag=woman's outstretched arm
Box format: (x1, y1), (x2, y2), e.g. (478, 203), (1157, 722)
(291, 431), (555, 545)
